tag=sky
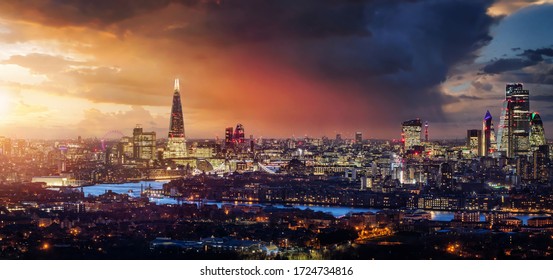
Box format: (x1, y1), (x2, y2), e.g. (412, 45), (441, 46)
(0, 0), (552, 140)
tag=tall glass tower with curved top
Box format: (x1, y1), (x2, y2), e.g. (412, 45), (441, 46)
(497, 83), (530, 157)
(530, 112), (546, 150)
(164, 79), (187, 158)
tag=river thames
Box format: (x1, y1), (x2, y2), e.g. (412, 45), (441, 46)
(83, 181), (547, 225)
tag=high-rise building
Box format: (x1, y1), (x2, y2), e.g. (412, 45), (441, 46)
(355, 132), (362, 144)
(225, 127), (234, 148)
(467, 129), (482, 156)
(497, 83), (530, 157)
(489, 122), (497, 154)
(402, 119), (422, 151)
(439, 162), (454, 191)
(529, 112), (546, 150)
(164, 79), (187, 158)
(481, 110), (493, 156)
(335, 133), (342, 145)
(233, 124), (245, 144)
(533, 145), (550, 183)
(133, 125), (156, 160)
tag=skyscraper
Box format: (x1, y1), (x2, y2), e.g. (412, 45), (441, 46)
(402, 119), (422, 151)
(497, 83), (531, 157)
(355, 132), (363, 144)
(225, 127), (234, 148)
(481, 110), (493, 156)
(529, 112), (546, 150)
(233, 124), (245, 144)
(164, 79), (187, 158)
(133, 125), (156, 160)
(467, 129), (482, 156)
(533, 145), (550, 183)
(439, 162), (454, 191)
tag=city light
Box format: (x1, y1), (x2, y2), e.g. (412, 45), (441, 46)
(0, 1), (551, 265)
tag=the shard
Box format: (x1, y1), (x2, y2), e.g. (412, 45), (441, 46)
(164, 78), (187, 158)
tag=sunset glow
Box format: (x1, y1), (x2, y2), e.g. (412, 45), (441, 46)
(0, 1), (552, 140)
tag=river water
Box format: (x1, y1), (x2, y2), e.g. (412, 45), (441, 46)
(82, 181), (547, 225)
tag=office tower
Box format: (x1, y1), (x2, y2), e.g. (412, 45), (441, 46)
(439, 162), (454, 191)
(497, 83), (530, 157)
(489, 122), (497, 154)
(402, 119), (422, 151)
(225, 127), (234, 148)
(164, 79), (187, 158)
(355, 132), (362, 144)
(533, 145), (550, 183)
(481, 111), (492, 156)
(133, 125), (156, 160)
(467, 129), (482, 156)
(335, 133), (342, 144)
(529, 112), (546, 150)
(233, 124), (245, 144)
(516, 156), (532, 181)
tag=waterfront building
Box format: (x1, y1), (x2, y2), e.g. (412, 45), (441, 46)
(132, 125), (156, 160)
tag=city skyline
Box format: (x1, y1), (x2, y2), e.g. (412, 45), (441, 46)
(1, 1), (553, 140)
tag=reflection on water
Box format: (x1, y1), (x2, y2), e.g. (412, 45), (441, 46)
(83, 181), (544, 225)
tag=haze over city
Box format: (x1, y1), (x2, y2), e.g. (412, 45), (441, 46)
(1, 0), (553, 140)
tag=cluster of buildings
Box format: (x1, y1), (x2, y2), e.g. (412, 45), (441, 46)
(400, 83), (549, 186)
(1, 79), (553, 259)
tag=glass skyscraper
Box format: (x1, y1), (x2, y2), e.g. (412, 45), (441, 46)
(497, 83), (530, 157)
(164, 79), (188, 158)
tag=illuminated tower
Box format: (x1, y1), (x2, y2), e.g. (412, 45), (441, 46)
(489, 122), (497, 153)
(533, 145), (549, 183)
(424, 121), (429, 142)
(529, 112), (546, 150)
(497, 83), (530, 157)
(133, 125), (156, 160)
(439, 162), (454, 191)
(225, 127), (234, 148)
(355, 132), (363, 144)
(164, 79), (187, 158)
(233, 124), (245, 144)
(481, 110), (492, 156)
(402, 119), (422, 151)
(467, 129), (482, 156)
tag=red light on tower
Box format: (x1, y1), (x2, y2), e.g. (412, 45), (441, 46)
(424, 121), (429, 142)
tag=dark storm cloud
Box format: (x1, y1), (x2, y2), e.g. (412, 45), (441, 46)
(0, 0), (181, 27)
(173, 0), (495, 121)
(530, 95), (553, 103)
(175, 0), (371, 41)
(0, 0), (496, 124)
(482, 58), (536, 74)
(472, 80), (494, 92)
(455, 94), (484, 100)
(482, 47), (553, 74)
